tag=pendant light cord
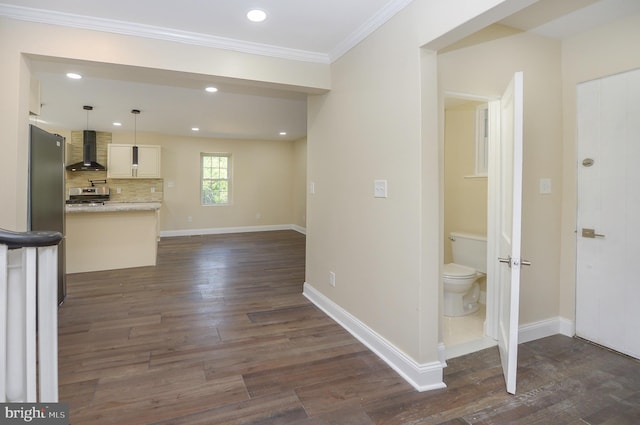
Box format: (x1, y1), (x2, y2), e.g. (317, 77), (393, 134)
(132, 109), (140, 167)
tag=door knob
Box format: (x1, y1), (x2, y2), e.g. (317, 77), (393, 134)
(498, 256), (513, 268)
(582, 228), (605, 238)
(498, 256), (531, 268)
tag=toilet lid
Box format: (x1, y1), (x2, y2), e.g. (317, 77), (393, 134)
(443, 263), (476, 278)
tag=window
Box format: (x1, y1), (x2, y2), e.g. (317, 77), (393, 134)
(201, 153), (231, 205)
(475, 104), (489, 176)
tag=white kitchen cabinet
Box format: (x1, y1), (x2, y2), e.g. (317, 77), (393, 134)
(108, 144), (161, 178)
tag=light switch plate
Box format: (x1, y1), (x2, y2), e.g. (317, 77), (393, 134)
(539, 178), (551, 194)
(374, 179), (388, 198)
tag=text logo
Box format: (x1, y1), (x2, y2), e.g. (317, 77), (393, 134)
(1, 403), (68, 424)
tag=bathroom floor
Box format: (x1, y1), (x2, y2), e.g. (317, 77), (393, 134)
(443, 304), (497, 359)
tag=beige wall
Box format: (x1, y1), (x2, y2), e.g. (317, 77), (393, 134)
(1, 0), (551, 374)
(35, 124), (304, 230)
(559, 13), (640, 321)
(109, 132), (301, 233)
(307, 9), (423, 360)
(0, 16), (328, 232)
(443, 102), (488, 263)
(438, 25), (563, 325)
(306, 0), (526, 365)
(292, 138), (307, 229)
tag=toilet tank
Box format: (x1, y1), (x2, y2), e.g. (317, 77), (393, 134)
(450, 232), (487, 273)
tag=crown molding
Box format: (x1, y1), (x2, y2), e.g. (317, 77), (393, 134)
(329, 0), (414, 62)
(0, 3), (330, 64)
(0, 0), (414, 65)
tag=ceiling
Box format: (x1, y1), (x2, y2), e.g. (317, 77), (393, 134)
(2, 0), (639, 140)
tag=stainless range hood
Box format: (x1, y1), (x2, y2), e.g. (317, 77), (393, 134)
(65, 130), (106, 171)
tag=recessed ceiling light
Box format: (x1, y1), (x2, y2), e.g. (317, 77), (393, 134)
(247, 9), (267, 23)
(279, 131), (287, 136)
(192, 127), (200, 132)
(66, 72), (82, 80)
(205, 86), (218, 93)
(113, 122), (122, 127)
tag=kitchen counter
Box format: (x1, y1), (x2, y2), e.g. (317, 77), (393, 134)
(65, 203), (161, 273)
(65, 202), (162, 213)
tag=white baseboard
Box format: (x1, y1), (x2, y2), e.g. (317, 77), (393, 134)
(304, 282), (576, 391)
(290, 224), (306, 235)
(160, 224), (306, 238)
(445, 337), (498, 360)
(518, 316), (575, 344)
(445, 317), (575, 360)
(303, 283), (446, 392)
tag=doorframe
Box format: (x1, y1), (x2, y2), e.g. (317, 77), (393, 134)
(442, 91), (500, 344)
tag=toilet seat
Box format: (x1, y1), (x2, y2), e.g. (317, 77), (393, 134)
(443, 263), (476, 279)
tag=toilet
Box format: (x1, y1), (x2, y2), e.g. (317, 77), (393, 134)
(443, 232), (487, 317)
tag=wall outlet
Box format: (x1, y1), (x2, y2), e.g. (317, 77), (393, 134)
(116, 187), (122, 194)
(187, 216), (193, 222)
(329, 271), (336, 287)
(150, 187), (155, 193)
(374, 179), (388, 198)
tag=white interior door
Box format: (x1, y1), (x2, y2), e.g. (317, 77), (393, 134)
(496, 72), (524, 395)
(576, 69), (640, 359)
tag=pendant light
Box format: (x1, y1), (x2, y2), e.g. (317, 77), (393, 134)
(131, 109), (140, 167)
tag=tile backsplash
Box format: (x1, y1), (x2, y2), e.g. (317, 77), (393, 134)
(65, 131), (163, 203)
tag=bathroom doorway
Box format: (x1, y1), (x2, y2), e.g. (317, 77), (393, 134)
(443, 93), (498, 359)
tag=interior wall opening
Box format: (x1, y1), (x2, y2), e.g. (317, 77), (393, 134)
(442, 93), (498, 359)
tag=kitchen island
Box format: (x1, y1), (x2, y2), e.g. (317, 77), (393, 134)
(65, 202), (161, 273)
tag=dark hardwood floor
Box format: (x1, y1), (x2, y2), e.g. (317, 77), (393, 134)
(58, 230), (640, 424)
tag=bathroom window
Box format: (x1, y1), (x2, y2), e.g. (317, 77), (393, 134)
(475, 105), (489, 176)
(201, 153), (231, 205)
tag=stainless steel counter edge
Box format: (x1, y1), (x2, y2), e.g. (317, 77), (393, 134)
(65, 202), (162, 213)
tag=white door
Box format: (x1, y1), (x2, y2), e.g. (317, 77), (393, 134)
(496, 72), (525, 395)
(576, 69), (640, 359)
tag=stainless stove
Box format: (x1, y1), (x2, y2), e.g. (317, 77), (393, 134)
(66, 186), (110, 205)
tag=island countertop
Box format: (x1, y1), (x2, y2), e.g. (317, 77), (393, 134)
(65, 202), (162, 213)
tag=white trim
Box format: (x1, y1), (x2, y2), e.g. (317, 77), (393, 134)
(438, 342), (447, 367)
(329, 0), (414, 62)
(0, 4), (328, 64)
(290, 224), (306, 235)
(486, 98), (501, 340)
(303, 283), (446, 392)
(0, 1), (414, 64)
(518, 316), (575, 344)
(445, 337), (498, 360)
(443, 317), (575, 360)
(160, 224), (306, 238)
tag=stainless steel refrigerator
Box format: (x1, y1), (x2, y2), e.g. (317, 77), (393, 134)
(28, 125), (66, 304)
